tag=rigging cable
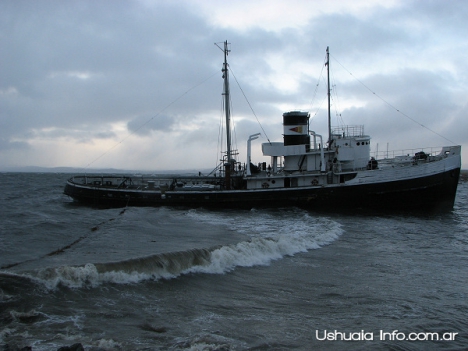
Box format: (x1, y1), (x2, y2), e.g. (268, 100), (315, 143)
(329, 62), (346, 126)
(309, 54), (328, 119)
(225, 64), (239, 162)
(330, 54), (457, 145)
(208, 89), (229, 176)
(215, 93), (224, 172)
(229, 67), (271, 144)
(83, 70), (220, 170)
(229, 96), (239, 161)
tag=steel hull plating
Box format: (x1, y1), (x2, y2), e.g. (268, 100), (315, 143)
(64, 167), (460, 211)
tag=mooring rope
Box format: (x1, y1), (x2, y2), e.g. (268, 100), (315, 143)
(0, 208), (128, 270)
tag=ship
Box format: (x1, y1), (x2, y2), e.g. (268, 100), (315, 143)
(64, 42), (461, 212)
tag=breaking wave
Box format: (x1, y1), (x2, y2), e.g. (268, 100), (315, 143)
(24, 212), (342, 289)
(32, 248), (215, 289)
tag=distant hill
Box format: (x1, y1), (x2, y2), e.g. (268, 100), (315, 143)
(0, 165), (212, 175)
(1, 166), (87, 173)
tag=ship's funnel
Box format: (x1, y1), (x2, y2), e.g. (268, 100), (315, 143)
(283, 111), (310, 150)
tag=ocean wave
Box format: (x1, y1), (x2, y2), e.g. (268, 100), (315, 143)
(24, 247), (216, 289)
(184, 207), (339, 239)
(25, 216), (342, 289)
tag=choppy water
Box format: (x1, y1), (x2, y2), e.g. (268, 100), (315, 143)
(0, 173), (467, 350)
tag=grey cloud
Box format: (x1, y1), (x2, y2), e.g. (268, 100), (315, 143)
(0, 138), (30, 151)
(0, 0), (466, 169)
(0, 0), (219, 131)
(127, 114), (175, 136)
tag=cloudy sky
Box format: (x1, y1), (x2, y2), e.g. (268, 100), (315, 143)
(1, 0), (467, 172)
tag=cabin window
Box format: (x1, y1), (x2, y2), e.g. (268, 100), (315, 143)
(284, 177), (291, 188)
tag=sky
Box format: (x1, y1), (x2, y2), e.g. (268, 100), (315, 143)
(1, 0), (467, 172)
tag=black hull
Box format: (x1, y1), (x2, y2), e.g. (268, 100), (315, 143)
(64, 168), (460, 212)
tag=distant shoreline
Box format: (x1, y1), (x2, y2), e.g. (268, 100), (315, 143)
(0, 166), (212, 175)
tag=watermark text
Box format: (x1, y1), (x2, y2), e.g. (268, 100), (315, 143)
(315, 329), (458, 342)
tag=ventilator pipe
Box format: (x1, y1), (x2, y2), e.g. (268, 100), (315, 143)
(246, 133), (261, 176)
(310, 131), (326, 172)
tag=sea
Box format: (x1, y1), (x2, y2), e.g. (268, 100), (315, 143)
(0, 172), (467, 351)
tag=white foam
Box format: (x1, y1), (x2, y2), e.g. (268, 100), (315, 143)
(37, 263), (100, 289)
(35, 263), (177, 289)
(183, 209), (342, 275)
(29, 210), (342, 289)
(187, 223), (341, 275)
(185, 208), (341, 241)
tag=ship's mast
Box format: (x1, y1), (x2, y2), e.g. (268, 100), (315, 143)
(215, 40), (234, 189)
(221, 40), (232, 164)
(326, 46), (332, 148)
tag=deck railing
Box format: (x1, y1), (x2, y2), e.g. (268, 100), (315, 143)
(371, 146), (443, 161)
(332, 125), (365, 137)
